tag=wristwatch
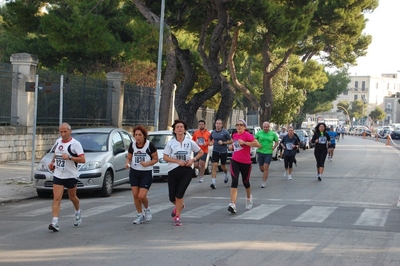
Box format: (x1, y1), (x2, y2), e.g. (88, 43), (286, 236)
(68, 155), (72, 160)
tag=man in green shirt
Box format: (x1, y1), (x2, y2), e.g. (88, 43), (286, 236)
(255, 121), (279, 188)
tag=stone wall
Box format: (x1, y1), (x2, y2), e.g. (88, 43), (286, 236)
(0, 126), (59, 162)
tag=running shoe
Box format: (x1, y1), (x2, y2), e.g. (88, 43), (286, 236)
(261, 181), (266, 188)
(317, 174), (322, 181)
(288, 175), (292, 180)
(228, 203), (237, 214)
(210, 183), (216, 189)
(171, 204), (185, 217)
(224, 173), (229, 183)
(173, 215), (182, 226)
(144, 207), (152, 222)
(48, 222), (59, 232)
(133, 214), (144, 224)
(246, 195), (253, 210)
(199, 176), (203, 183)
(283, 171), (287, 178)
(73, 210), (82, 226)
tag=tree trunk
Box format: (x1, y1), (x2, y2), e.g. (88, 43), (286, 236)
(132, 0), (175, 130)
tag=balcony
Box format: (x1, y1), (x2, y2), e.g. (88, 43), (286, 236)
(385, 108), (392, 113)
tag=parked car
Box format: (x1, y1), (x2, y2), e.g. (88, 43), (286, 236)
(355, 128), (372, 137)
(35, 128), (134, 198)
(378, 126), (394, 138)
(227, 125), (262, 163)
(294, 129), (309, 150)
(147, 130), (212, 180)
(390, 130), (400, 140)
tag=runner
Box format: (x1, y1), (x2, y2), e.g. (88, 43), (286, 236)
(191, 120), (210, 183)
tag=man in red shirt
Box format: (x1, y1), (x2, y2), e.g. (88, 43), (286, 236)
(192, 120), (210, 183)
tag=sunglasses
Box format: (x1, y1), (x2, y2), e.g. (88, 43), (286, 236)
(235, 124), (245, 127)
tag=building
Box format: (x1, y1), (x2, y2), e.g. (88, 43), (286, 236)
(327, 73), (400, 126)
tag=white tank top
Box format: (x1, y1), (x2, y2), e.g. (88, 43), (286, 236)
(130, 140), (153, 171)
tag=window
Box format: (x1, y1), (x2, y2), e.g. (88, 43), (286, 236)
(355, 81), (358, 88)
(112, 132), (124, 152)
(354, 94), (358, 100)
(121, 131), (133, 150)
(361, 81), (365, 91)
(343, 90), (348, 95)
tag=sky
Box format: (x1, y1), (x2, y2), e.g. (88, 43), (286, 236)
(348, 0), (400, 76)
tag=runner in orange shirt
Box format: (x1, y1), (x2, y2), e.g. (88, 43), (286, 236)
(192, 120), (211, 183)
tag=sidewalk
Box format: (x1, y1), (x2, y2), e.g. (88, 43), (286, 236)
(0, 160), (38, 203)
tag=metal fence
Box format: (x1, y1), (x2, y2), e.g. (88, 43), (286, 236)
(37, 69), (112, 126)
(0, 63), (13, 125)
(123, 84), (155, 126)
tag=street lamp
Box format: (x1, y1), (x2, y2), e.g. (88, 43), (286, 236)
(337, 105), (351, 126)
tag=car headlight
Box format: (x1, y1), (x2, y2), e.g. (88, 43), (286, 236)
(79, 161), (102, 171)
(159, 158), (167, 163)
(37, 161), (50, 172)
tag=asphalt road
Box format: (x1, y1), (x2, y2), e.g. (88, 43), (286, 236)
(1, 136), (400, 266)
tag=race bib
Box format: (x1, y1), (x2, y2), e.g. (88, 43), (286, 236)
(55, 156), (66, 171)
(197, 137), (205, 145)
(134, 153), (146, 164)
(285, 142), (294, 150)
(175, 151), (188, 161)
(319, 136), (327, 144)
(233, 140), (243, 151)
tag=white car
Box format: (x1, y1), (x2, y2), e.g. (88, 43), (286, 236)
(147, 130), (213, 180)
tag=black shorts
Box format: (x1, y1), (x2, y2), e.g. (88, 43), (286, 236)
(211, 151), (228, 165)
(194, 151), (208, 162)
(53, 176), (78, 189)
(129, 169), (153, 189)
(328, 144), (336, 149)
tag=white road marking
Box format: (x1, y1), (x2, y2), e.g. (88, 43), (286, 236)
(353, 208), (389, 227)
(232, 204), (285, 220)
(292, 206), (337, 223)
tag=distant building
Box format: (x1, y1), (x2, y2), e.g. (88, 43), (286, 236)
(311, 73), (400, 127)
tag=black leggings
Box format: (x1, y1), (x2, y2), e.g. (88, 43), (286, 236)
(230, 159), (251, 189)
(314, 148), (328, 168)
(284, 155), (295, 169)
(167, 166), (192, 202)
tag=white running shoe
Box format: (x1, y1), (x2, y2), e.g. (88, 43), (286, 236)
(246, 195), (253, 210)
(261, 181), (266, 188)
(283, 171), (287, 178)
(199, 177), (203, 183)
(144, 207), (152, 222)
(228, 203), (237, 214)
(288, 175), (292, 180)
(133, 214), (144, 224)
(73, 210), (82, 226)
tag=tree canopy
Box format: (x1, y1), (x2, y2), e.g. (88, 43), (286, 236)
(0, 0), (379, 128)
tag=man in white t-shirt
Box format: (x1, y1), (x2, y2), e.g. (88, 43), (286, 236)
(47, 123), (86, 232)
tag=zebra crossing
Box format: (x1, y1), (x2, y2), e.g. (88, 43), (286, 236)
(11, 198), (397, 229)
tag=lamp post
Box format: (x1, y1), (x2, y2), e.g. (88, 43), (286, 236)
(337, 105), (351, 127)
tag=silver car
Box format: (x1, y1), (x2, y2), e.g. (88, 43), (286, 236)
(35, 128), (133, 197)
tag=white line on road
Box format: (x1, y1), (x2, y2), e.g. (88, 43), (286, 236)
(292, 206), (337, 223)
(353, 208), (390, 227)
(232, 204), (285, 220)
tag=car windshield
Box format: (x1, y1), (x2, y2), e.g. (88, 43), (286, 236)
(71, 133), (109, 152)
(295, 130), (304, 138)
(148, 134), (174, 149)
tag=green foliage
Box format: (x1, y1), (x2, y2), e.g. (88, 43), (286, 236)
(303, 68), (350, 115)
(369, 106), (385, 123)
(0, 0), (159, 75)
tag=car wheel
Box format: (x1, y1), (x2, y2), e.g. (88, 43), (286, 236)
(36, 190), (51, 198)
(99, 170), (113, 197)
(204, 158), (212, 175)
